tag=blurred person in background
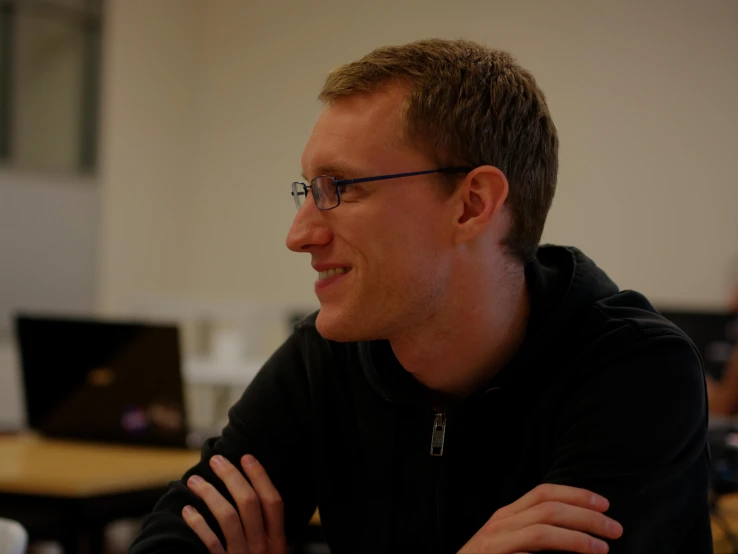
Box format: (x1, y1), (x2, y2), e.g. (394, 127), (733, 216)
(129, 39), (710, 554)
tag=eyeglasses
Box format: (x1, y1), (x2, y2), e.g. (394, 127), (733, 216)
(291, 167), (474, 211)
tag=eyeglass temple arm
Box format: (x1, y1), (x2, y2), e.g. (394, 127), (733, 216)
(335, 167), (474, 186)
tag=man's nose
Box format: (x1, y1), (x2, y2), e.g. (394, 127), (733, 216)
(285, 195), (333, 253)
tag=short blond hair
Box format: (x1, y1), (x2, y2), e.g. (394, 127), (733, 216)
(320, 38), (558, 262)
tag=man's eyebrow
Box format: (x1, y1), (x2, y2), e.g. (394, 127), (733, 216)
(301, 164), (365, 182)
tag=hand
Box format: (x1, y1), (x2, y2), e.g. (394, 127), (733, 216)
(182, 454), (288, 554)
(458, 484), (623, 554)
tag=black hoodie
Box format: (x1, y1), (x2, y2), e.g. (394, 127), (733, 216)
(129, 245), (712, 554)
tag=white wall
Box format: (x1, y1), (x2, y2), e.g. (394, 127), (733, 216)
(0, 171), (98, 333)
(100, 0), (738, 313)
(97, 0), (204, 313)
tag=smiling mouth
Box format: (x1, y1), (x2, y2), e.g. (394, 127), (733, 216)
(317, 267), (351, 281)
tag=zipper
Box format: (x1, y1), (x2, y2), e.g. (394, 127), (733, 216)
(430, 411), (447, 553)
(430, 412), (447, 456)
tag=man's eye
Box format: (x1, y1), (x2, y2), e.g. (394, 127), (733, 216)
(337, 182), (357, 194)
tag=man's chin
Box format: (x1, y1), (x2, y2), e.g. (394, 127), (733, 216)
(315, 308), (368, 342)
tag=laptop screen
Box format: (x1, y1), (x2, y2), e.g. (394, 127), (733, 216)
(15, 315), (189, 448)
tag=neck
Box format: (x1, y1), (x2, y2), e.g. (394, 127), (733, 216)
(389, 259), (530, 400)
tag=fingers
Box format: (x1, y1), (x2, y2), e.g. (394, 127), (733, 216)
(492, 483), (609, 520)
(505, 524), (611, 554)
(487, 500), (623, 541)
(241, 454), (288, 553)
(459, 523), (611, 554)
(187, 474), (249, 554)
(186, 455), (286, 554)
(209, 455), (269, 553)
(461, 485), (622, 554)
(182, 505), (226, 554)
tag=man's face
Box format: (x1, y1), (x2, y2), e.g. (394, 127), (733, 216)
(286, 85), (459, 342)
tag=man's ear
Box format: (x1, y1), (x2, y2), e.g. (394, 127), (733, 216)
(451, 165), (509, 245)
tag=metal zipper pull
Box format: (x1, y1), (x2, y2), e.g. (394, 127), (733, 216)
(430, 412), (447, 457)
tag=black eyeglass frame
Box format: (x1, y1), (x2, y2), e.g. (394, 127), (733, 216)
(291, 167), (474, 211)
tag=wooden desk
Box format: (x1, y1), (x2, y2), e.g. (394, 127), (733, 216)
(0, 434), (199, 553)
(713, 493), (738, 554)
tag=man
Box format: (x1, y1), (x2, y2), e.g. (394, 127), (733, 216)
(129, 39), (711, 554)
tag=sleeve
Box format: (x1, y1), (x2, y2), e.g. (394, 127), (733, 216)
(128, 330), (317, 554)
(542, 333), (712, 553)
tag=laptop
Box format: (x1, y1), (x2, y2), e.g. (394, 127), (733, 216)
(15, 314), (190, 448)
(658, 309), (738, 381)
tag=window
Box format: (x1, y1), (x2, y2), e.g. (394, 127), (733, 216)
(0, 0), (102, 174)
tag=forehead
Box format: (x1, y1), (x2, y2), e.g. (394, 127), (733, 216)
(301, 85), (418, 176)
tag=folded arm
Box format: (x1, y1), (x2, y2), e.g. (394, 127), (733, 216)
(128, 332), (317, 554)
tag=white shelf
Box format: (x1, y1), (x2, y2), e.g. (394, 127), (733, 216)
(183, 356), (266, 387)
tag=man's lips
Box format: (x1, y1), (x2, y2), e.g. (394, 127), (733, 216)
(312, 263), (352, 272)
(313, 264), (352, 293)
